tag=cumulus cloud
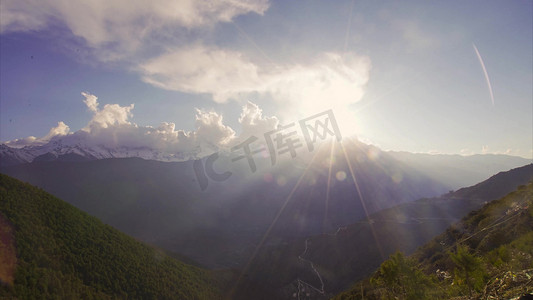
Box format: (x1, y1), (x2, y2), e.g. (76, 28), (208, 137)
(4, 92), (284, 158)
(194, 109), (236, 146)
(238, 101), (279, 139)
(43, 121), (70, 139)
(76, 92), (282, 154)
(82, 92), (99, 112)
(5, 121), (70, 148)
(81, 93), (134, 130)
(75, 92), (235, 153)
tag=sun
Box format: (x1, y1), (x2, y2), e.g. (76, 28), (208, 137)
(290, 99), (360, 139)
(274, 65), (366, 139)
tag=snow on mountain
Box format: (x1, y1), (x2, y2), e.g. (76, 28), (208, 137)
(1, 92), (280, 166)
(0, 138), (198, 166)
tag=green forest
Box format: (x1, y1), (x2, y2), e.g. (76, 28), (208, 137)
(0, 174), (225, 299)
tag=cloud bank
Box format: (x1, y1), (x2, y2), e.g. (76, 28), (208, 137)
(140, 46), (371, 107)
(4, 92), (279, 156)
(1, 0), (269, 59)
(4, 121), (70, 148)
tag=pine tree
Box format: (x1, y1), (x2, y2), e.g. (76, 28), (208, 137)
(450, 244), (482, 297)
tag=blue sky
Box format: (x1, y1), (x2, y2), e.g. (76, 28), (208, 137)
(1, 0), (532, 158)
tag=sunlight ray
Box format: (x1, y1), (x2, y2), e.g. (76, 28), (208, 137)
(340, 140), (385, 260)
(227, 142), (325, 299)
(232, 21), (275, 65)
(353, 71), (424, 115)
(343, 0), (356, 53)
(323, 138), (335, 233)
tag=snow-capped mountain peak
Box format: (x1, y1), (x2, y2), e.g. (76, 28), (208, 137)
(0, 138), (198, 166)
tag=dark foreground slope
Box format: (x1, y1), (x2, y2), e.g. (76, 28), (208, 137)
(334, 181), (533, 299)
(0, 174), (223, 299)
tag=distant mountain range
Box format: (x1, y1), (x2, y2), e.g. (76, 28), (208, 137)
(0, 139), (451, 269)
(1, 137), (531, 299)
(2, 137), (529, 191)
(388, 151), (531, 189)
(0, 137), (196, 167)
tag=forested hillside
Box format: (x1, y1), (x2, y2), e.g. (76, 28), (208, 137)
(0, 174), (224, 299)
(334, 182), (533, 299)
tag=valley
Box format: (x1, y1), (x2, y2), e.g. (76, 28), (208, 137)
(2, 138), (530, 299)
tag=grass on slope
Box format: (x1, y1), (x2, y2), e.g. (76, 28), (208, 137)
(334, 182), (533, 300)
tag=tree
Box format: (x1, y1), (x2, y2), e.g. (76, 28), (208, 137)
(450, 244), (484, 297)
(371, 251), (432, 299)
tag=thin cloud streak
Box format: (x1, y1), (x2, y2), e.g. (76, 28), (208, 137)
(473, 43), (495, 106)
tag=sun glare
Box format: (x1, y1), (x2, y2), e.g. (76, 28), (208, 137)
(292, 98), (361, 138)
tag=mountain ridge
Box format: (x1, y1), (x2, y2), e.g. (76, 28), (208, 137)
(333, 180), (533, 299)
(0, 139), (450, 269)
(234, 164), (533, 299)
(388, 150), (532, 189)
(0, 139), (196, 166)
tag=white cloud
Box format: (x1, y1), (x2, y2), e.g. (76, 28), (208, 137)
(0, 0), (269, 60)
(5, 121), (70, 148)
(43, 121), (70, 139)
(1, 0), (370, 124)
(81, 92), (134, 131)
(77, 92), (280, 154)
(4, 93), (283, 157)
(263, 52), (371, 122)
(82, 92), (99, 112)
(140, 45), (262, 102)
(4, 136), (39, 148)
(1, 1), (371, 148)
(238, 101), (278, 140)
(140, 45), (371, 121)
(194, 109), (236, 146)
